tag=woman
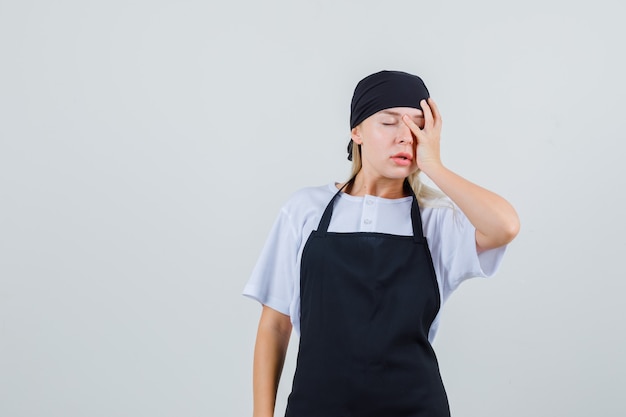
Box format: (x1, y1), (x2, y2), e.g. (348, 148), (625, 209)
(243, 70), (520, 417)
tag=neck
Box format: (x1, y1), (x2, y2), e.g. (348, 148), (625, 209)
(344, 172), (408, 198)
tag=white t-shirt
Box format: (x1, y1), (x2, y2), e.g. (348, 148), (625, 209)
(243, 183), (506, 342)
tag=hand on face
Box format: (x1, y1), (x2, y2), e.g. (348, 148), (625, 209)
(402, 98), (443, 174)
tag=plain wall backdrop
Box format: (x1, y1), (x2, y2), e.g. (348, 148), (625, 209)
(1, 0), (625, 416)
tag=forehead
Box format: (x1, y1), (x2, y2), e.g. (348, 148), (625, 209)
(375, 107), (424, 117)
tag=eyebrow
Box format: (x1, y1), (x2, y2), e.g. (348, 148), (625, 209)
(379, 110), (424, 118)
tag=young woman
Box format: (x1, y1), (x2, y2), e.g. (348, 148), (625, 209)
(243, 70), (520, 417)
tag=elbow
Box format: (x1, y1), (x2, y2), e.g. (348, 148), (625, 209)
(501, 215), (521, 245)
(477, 216), (520, 251)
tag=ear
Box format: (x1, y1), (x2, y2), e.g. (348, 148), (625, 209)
(351, 126), (363, 144)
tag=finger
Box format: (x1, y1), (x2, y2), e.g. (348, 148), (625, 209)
(427, 98), (442, 128)
(402, 114), (424, 138)
(421, 99), (434, 129)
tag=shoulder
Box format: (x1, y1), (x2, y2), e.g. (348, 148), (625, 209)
(265, 183), (338, 238)
(420, 199), (474, 245)
(281, 183), (337, 218)
(420, 197), (461, 225)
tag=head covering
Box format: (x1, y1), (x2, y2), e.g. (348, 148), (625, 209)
(347, 70), (430, 161)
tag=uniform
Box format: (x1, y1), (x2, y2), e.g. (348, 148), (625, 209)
(243, 180), (507, 416)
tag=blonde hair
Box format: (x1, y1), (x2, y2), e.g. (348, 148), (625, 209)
(348, 142), (446, 207)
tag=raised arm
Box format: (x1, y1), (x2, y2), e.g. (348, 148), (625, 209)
(403, 98), (520, 251)
(252, 305), (293, 417)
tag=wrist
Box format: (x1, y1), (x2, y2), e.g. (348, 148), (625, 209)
(419, 160), (445, 178)
(253, 409), (274, 417)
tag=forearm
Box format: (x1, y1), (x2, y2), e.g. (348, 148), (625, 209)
(424, 163), (520, 250)
(253, 306), (292, 417)
(402, 98), (520, 250)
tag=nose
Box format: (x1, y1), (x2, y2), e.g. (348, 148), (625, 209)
(397, 122), (413, 145)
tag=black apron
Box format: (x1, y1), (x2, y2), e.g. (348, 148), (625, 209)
(285, 180), (450, 417)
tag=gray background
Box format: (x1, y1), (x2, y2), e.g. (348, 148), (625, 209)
(1, 0), (625, 416)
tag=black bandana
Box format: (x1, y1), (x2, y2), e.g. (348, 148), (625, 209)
(347, 70), (430, 161)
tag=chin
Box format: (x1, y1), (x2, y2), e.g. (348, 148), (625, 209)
(401, 165), (419, 175)
(385, 169), (414, 180)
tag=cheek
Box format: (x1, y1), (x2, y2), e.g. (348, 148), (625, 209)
(363, 130), (387, 147)
(361, 136), (388, 160)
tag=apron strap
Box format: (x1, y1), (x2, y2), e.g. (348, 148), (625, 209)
(318, 177), (426, 243)
(405, 179), (426, 243)
(317, 177), (353, 234)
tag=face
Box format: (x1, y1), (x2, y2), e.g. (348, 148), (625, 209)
(351, 107), (425, 180)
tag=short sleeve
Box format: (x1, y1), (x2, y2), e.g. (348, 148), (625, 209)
(428, 205), (507, 301)
(242, 208), (299, 316)
(425, 204), (508, 342)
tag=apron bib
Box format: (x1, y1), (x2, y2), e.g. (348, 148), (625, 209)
(285, 180), (450, 417)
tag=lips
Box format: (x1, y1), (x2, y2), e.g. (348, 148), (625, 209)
(392, 152), (413, 161)
(391, 152), (413, 166)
